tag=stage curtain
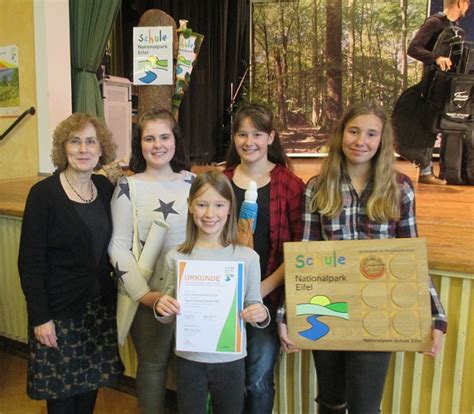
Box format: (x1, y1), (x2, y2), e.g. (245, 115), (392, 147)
(110, 7), (125, 79)
(120, 0), (250, 163)
(69, 0), (121, 117)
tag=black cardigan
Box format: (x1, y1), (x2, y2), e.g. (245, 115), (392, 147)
(18, 173), (116, 327)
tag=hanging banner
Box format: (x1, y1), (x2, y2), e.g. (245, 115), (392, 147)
(171, 20), (204, 118)
(0, 45), (20, 117)
(133, 26), (173, 85)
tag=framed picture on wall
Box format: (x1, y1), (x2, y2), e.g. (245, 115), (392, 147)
(0, 45), (20, 117)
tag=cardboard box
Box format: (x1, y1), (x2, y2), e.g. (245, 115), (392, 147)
(284, 238), (432, 352)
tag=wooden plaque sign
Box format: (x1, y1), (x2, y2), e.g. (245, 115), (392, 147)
(284, 238), (432, 352)
(137, 9), (178, 116)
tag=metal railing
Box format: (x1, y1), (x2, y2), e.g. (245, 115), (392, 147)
(0, 107), (36, 141)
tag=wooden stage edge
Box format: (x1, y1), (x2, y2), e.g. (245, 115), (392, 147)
(1, 159), (473, 274)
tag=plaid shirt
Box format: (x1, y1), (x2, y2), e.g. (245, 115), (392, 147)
(225, 164), (305, 312)
(302, 172), (447, 333)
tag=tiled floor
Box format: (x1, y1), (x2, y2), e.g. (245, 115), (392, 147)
(0, 350), (140, 414)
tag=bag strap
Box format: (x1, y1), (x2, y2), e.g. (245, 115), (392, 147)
(432, 23), (464, 58)
(127, 176), (141, 262)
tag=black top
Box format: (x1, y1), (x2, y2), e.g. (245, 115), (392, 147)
(73, 196), (108, 266)
(72, 196), (110, 298)
(407, 13), (454, 66)
(232, 181), (271, 279)
(18, 173), (115, 326)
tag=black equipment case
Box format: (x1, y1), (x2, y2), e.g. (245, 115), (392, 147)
(393, 21), (474, 185)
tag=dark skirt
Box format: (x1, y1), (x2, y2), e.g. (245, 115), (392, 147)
(27, 297), (123, 400)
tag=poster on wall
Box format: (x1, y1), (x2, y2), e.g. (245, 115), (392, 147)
(249, 0), (447, 156)
(133, 26), (173, 85)
(0, 45), (20, 117)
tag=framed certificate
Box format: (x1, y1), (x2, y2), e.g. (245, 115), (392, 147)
(176, 260), (244, 354)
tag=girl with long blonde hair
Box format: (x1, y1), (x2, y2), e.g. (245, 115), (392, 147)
(279, 102), (447, 414)
(311, 102), (401, 222)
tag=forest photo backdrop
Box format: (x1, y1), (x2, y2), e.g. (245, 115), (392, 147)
(251, 0), (436, 154)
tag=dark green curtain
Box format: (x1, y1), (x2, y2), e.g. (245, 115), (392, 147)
(70, 0), (121, 117)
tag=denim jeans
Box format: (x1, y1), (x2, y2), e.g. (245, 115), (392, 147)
(420, 146), (434, 173)
(130, 304), (174, 414)
(312, 350), (391, 414)
(175, 357), (245, 414)
(244, 318), (281, 414)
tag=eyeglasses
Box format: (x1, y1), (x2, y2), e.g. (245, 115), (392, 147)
(66, 137), (99, 147)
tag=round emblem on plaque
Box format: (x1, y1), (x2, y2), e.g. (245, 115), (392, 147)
(389, 255), (416, 280)
(361, 283), (388, 307)
(363, 311), (389, 336)
(360, 255), (385, 280)
(392, 311), (419, 336)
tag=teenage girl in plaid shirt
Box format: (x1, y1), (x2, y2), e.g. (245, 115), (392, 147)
(224, 103), (305, 414)
(278, 102), (447, 414)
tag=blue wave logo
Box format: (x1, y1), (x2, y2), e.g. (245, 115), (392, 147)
(296, 295), (348, 341)
(224, 267), (234, 282)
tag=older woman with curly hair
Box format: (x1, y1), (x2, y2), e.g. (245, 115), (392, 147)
(18, 112), (123, 414)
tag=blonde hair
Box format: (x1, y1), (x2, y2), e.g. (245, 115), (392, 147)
(178, 171), (240, 254)
(444, 0), (462, 7)
(311, 102), (401, 221)
(51, 113), (116, 172)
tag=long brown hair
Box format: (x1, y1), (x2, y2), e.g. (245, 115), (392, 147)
(225, 103), (289, 168)
(129, 108), (190, 173)
(311, 102), (401, 221)
(178, 171), (240, 254)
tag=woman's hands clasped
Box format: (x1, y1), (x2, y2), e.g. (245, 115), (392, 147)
(34, 320), (58, 348)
